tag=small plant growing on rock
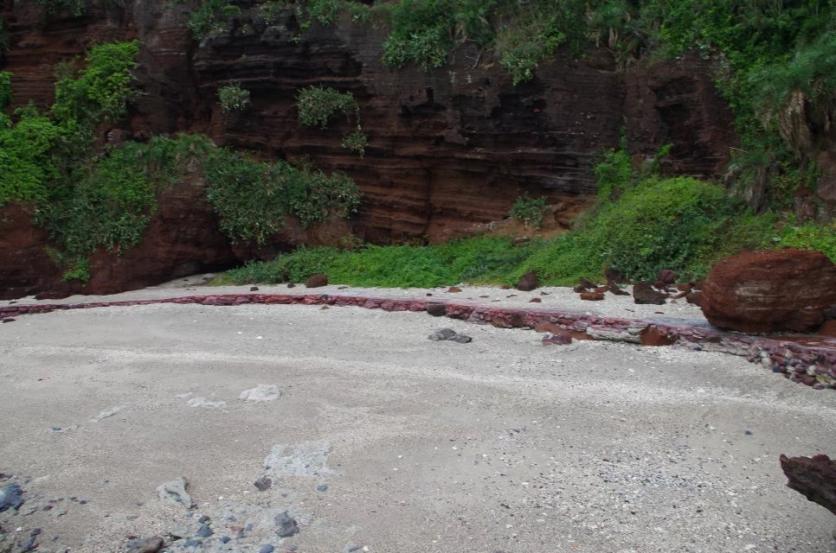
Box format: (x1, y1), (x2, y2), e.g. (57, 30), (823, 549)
(341, 128), (368, 156)
(218, 83), (251, 113)
(510, 195), (547, 229)
(297, 85), (358, 129)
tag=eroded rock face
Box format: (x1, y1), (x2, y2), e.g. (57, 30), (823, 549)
(0, 205), (62, 300)
(701, 249), (836, 333)
(780, 454), (836, 516)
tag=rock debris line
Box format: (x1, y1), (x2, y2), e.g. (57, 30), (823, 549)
(1, 292), (833, 389)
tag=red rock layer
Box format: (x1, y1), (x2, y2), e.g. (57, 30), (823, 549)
(701, 249), (836, 333)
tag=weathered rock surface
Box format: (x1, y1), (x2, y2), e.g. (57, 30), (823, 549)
(632, 282), (667, 305)
(701, 249), (836, 333)
(0, 205), (62, 300)
(0, 1), (738, 299)
(780, 454), (836, 516)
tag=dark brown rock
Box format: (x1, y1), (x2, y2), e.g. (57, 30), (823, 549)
(640, 325), (678, 346)
(608, 283), (630, 296)
(542, 330), (573, 346)
(515, 271), (540, 292)
(529, 297), (542, 303)
(305, 273), (329, 288)
(780, 454), (836, 516)
(701, 249), (836, 333)
(686, 291), (703, 306)
(580, 292), (605, 301)
(447, 286), (463, 293)
(633, 282), (667, 305)
(426, 303), (447, 317)
(655, 269), (678, 287)
(0, 204), (63, 300)
(817, 319), (836, 338)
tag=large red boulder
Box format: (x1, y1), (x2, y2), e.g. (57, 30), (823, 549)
(780, 454), (836, 516)
(701, 249), (836, 333)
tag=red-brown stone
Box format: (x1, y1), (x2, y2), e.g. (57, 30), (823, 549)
(780, 454), (836, 516)
(580, 292), (605, 301)
(640, 325), (678, 346)
(701, 249), (836, 333)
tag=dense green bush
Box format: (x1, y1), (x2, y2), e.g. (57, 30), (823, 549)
(0, 71), (12, 110)
(509, 195), (547, 229)
(51, 40), (139, 128)
(218, 83), (251, 112)
(0, 109), (62, 207)
(205, 148), (360, 243)
(187, 0), (241, 39)
(296, 85), (358, 129)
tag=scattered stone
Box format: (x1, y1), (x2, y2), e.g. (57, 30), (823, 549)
(274, 512), (299, 538)
(220, 536), (231, 544)
(19, 528), (40, 552)
(632, 282), (667, 305)
(157, 477), (194, 509)
(90, 405), (123, 423)
(701, 249), (836, 332)
(264, 441), (332, 477)
(515, 271), (539, 291)
(608, 283), (630, 296)
(186, 397), (226, 409)
(655, 269), (678, 288)
(254, 477), (273, 491)
(640, 325), (678, 346)
(447, 286), (462, 293)
(304, 273), (328, 288)
(780, 454), (836, 516)
(542, 330), (573, 346)
(676, 283), (693, 292)
(316, 483), (328, 492)
(428, 328), (472, 343)
(126, 536), (164, 553)
(198, 515), (210, 523)
(250, 286), (259, 292)
(287, 283), (296, 288)
(259, 545), (275, 553)
(580, 292), (605, 301)
(529, 298), (541, 303)
(686, 291), (702, 306)
(195, 524), (213, 538)
(1, 318), (14, 323)
(426, 303), (446, 317)
(0, 483), (24, 512)
(343, 545), (363, 553)
(428, 328), (457, 341)
(239, 384), (281, 402)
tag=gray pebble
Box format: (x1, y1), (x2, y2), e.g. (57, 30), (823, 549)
(315, 483), (328, 492)
(259, 545), (275, 553)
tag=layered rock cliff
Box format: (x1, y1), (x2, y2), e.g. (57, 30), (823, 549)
(0, 0), (737, 296)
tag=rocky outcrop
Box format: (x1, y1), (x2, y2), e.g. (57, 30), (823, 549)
(780, 454), (836, 516)
(701, 249), (836, 333)
(0, 204), (62, 300)
(0, 1), (738, 298)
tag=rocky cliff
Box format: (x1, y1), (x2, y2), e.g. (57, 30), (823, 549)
(0, 0), (737, 296)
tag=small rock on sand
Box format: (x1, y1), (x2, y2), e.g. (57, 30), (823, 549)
(239, 384), (281, 402)
(157, 477), (194, 509)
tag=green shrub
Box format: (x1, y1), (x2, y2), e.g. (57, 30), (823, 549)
(594, 148), (632, 200)
(188, 0), (241, 39)
(51, 40), (139, 128)
(0, 71), (12, 110)
(218, 83), (251, 112)
(296, 86), (358, 129)
(0, 109), (62, 207)
(509, 195), (547, 229)
(62, 257), (90, 283)
(341, 128), (368, 156)
(204, 147), (360, 244)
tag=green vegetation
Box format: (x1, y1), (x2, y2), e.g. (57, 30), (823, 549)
(0, 71), (12, 110)
(509, 195), (547, 229)
(296, 85), (358, 129)
(217, 148), (835, 288)
(218, 83), (251, 112)
(204, 146), (360, 244)
(187, 0), (242, 40)
(297, 85), (367, 155)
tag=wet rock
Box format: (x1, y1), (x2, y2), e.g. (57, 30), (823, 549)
(157, 477), (194, 509)
(640, 325), (678, 346)
(632, 282), (667, 305)
(239, 384), (281, 402)
(780, 454), (836, 515)
(126, 536), (165, 553)
(426, 303), (447, 317)
(515, 271), (539, 292)
(701, 249), (836, 332)
(0, 483), (24, 512)
(254, 477), (273, 491)
(275, 511), (299, 538)
(580, 291), (605, 301)
(304, 273), (328, 288)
